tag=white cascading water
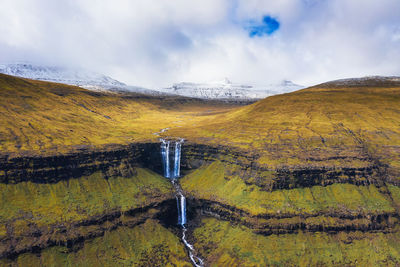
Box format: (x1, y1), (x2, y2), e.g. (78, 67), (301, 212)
(174, 142), (181, 178)
(161, 140), (171, 178)
(160, 139), (204, 267)
(176, 192), (187, 225)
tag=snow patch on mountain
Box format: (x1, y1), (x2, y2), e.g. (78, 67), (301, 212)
(0, 63), (167, 95)
(0, 63), (125, 87)
(160, 78), (304, 100)
(0, 64), (305, 99)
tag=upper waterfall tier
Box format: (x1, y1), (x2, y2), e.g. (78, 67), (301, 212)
(161, 139), (183, 179)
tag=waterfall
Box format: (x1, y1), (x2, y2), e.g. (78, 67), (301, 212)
(161, 140), (171, 178)
(176, 192), (186, 225)
(166, 141), (170, 178)
(174, 142), (181, 178)
(160, 138), (187, 225)
(160, 139), (204, 267)
(160, 139), (182, 179)
(173, 181), (203, 267)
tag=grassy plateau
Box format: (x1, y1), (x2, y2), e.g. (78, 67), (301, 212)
(0, 73), (236, 154)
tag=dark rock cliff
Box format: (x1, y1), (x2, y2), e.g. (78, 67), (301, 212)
(180, 142), (393, 190)
(186, 198), (399, 236)
(0, 143), (164, 184)
(0, 140), (392, 189)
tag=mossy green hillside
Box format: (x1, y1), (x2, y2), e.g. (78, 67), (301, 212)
(193, 217), (400, 267)
(181, 161), (396, 217)
(0, 219), (191, 267)
(0, 168), (172, 236)
(388, 184), (400, 209)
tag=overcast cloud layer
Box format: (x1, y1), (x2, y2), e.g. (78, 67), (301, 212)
(1, 0), (400, 88)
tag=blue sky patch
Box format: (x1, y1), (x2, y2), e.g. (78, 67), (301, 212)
(247, 16), (280, 37)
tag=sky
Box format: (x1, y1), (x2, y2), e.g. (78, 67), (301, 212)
(1, 0), (400, 89)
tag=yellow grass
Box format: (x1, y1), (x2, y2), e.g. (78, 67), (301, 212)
(0, 73), (237, 154)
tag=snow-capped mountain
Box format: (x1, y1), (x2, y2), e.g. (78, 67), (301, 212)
(0, 63), (125, 87)
(160, 78), (304, 100)
(0, 64), (304, 100)
(0, 63), (166, 95)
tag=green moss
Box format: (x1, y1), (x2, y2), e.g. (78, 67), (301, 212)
(388, 184), (400, 207)
(193, 217), (400, 266)
(181, 161), (395, 216)
(1, 219), (191, 267)
(0, 224), (6, 239)
(0, 169), (172, 233)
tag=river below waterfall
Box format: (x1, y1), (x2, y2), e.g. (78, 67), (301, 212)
(160, 139), (204, 267)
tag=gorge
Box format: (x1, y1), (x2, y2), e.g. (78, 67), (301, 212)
(0, 73), (399, 266)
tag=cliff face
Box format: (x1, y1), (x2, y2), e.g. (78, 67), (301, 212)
(180, 142), (393, 188)
(2, 140), (392, 188)
(0, 143), (164, 184)
(0, 142), (170, 259)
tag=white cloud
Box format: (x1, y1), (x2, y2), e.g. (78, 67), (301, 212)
(0, 0), (399, 88)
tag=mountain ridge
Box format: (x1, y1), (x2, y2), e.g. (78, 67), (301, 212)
(161, 78), (304, 100)
(0, 63), (125, 87)
(310, 76), (400, 88)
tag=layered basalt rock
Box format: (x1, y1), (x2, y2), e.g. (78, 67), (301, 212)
(0, 199), (180, 259)
(0, 144), (177, 261)
(180, 142), (394, 190)
(0, 140), (393, 188)
(188, 199), (399, 236)
(0, 142), (164, 184)
(179, 144), (400, 243)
